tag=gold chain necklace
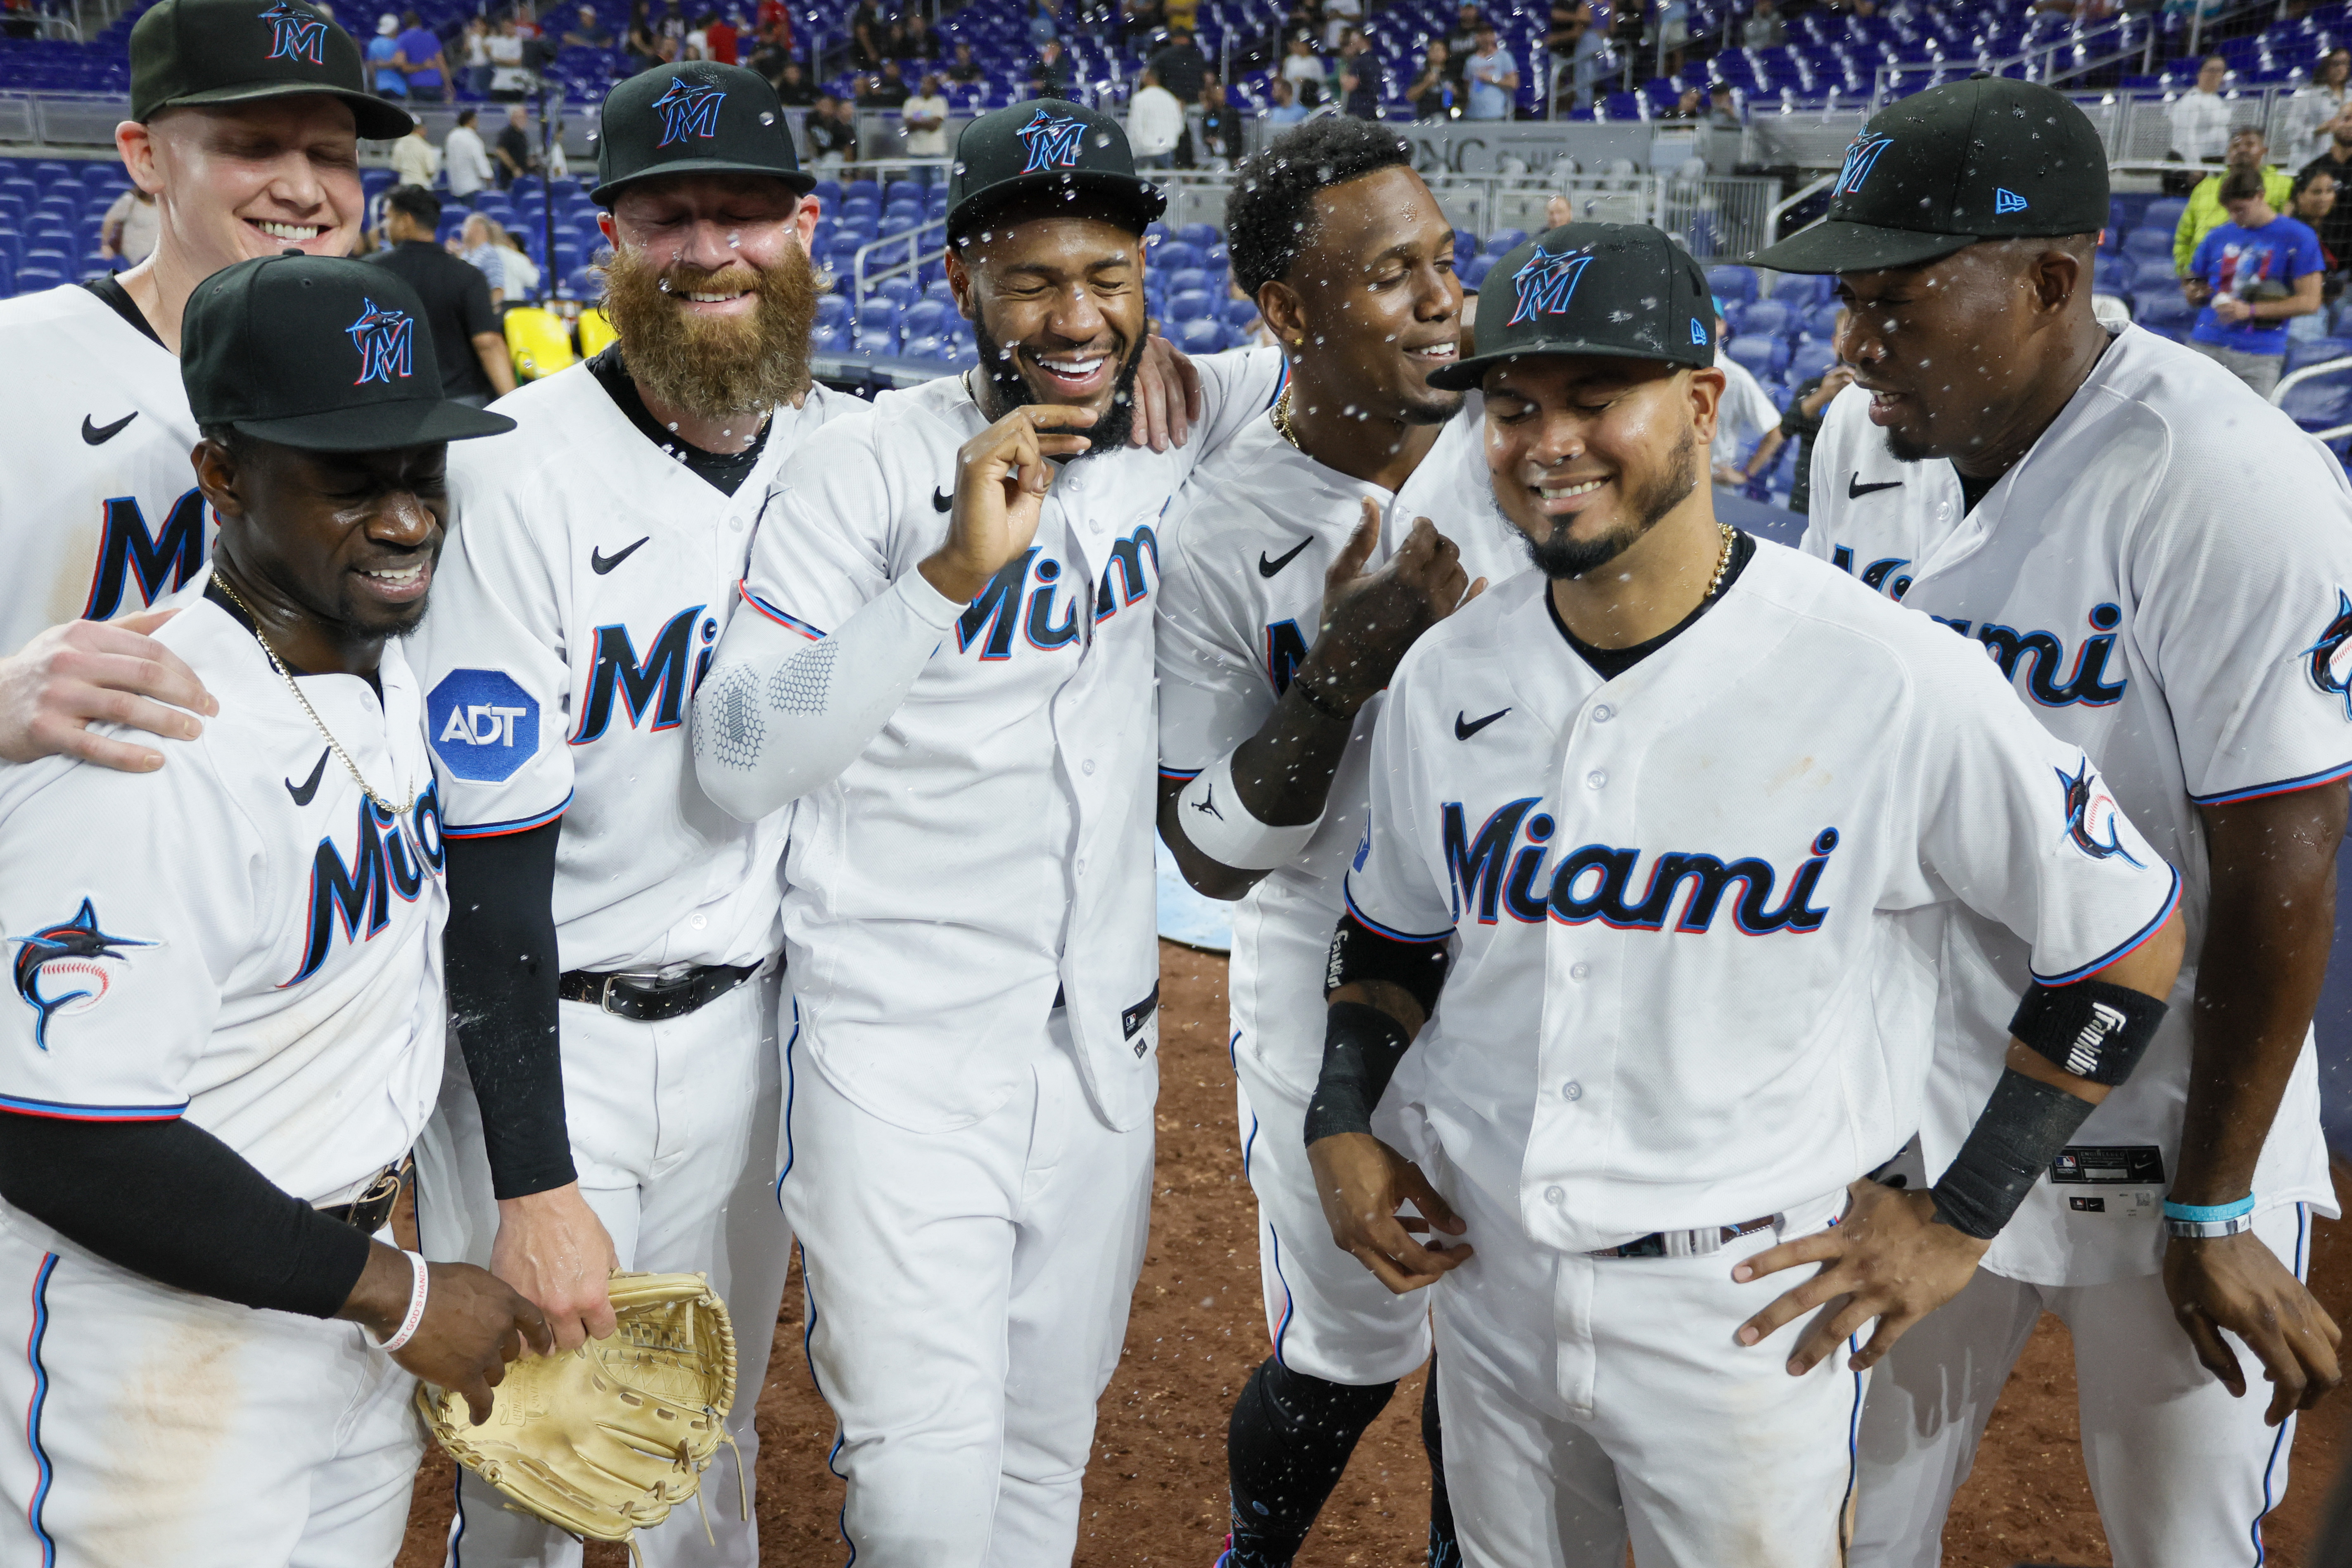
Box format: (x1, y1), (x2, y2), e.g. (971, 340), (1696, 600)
(1271, 389), (1303, 451)
(211, 572), (416, 816)
(1705, 521), (1737, 600)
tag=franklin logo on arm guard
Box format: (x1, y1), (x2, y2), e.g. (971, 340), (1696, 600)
(8, 899), (154, 1050)
(650, 76), (728, 146)
(427, 669), (540, 783)
(346, 299), (415, 387)
(1016, 108), (1087, 173)
(258, 0), (328, 64)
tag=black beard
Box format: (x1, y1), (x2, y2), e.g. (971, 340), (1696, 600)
(971, 315), (1143, 455)
(1518, 428), (1699, 580)
(1881, 424), (1936, 463)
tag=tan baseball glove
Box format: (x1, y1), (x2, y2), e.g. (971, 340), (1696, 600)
(418, 1271), (743, 1552)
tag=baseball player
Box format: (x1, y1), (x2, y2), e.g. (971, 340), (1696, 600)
(1309, 223), (2187, 1568)
(407, 62), (851, 1568)
(0, 254), (543, 1566)
(687, 100), (1279, 1567)
(1152, 117), (1523, 1568)
(1756, 76), (2352, 1568)
(0, 0), (403, 776)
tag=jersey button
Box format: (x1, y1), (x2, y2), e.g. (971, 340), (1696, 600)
(1569, 961), (1591, 981)
(1543, 1185), (1566, 1205)
(1562, 1081), (1583, 1101)
(1082, 759), (1096, 775)
(1585, 769), (1607, 790)
(691, 913), (708, 930)
(1591, 704), (1614, 723)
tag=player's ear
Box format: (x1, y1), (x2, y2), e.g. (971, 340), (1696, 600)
(115, 120), (161, 199)
(1684, 365), (1725, 448)
(944, 243), (976, 322)
(191, 438), (248, 522)
(2031, 242), (2087, 315)
(1256, 279), (1305, 351)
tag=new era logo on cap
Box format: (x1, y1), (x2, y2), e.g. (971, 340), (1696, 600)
(258, 0), (328, 63)
(650, 76), (726, 147)
(346, 299), (414, 386)
(1995, 187), (2028, 214)
(1016, 108), (1086, 173)
(1507, 245), (1594, 326)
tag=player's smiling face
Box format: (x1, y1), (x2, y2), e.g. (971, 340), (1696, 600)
(948, 211), (1149, 421)
(123, 99), (364, 276)
(601, 173), (821, 324)
(1267, 164), (1463, 426)
(1832, 242), (2057, 466)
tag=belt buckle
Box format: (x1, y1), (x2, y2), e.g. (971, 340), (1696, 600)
(598, 974), (629, 1016)
(354, 1162), (403, 1208)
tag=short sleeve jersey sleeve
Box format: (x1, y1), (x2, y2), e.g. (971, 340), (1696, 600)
(415, 466), (578, 838)
(2188, 225), (2224, 284)
(1155, 508), (1278, 778)
(0, 755), (249, 1120)
(2286, 217), (2327, 280)
(740, 407), (901, 638)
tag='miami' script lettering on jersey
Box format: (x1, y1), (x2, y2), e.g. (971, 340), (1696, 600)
(1827, 543), (2129, 709)
(86, 487), (209, 620)
(294, 783), (445, 984)
(951, 525), (1159, 660)
(571, 605), (717, 741)
(1441, 796), (1838, 934)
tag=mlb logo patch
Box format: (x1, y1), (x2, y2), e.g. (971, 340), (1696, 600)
(428, 669), (539, 783)
(346, 298), (414, 387)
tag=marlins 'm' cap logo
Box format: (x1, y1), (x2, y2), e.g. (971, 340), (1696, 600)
(2056, 758), (2143, 866)
(346, 297), (414, 386)
(258, 0), (328, 64)
(650, 75), (727, 147)
(9, 899), (152, 1050)
(2303, 588), (2352, 719)
(1836, 133), (1894, 197)
(1506, 244), (1595, 327)
(1016, 107), (1086, 174)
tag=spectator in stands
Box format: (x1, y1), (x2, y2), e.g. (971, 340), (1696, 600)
(1028, 0), (1060, 46)
(495, 103), (541, 187)
(805, 92), (857, 167)
(862, 59), (911, 107)
(903, 72), (949, 176)
(2175, 125), (2294, 274)
(368, 15), (408, 98)
(488, 16), (537, 100)
(1127, 65), (1185, 168)
(1445, 3), (1482, 79)
(1279, 33), (1327, 96)
(1663, 83), (1707, 119)
(624, 14), (666, 71)
(1750, 355), (1850, 512)
(392, 117), (441, 187)
(1551, 0), (1607, 111)
(446, 107), (495, 201)
(772, 58), (817, 102)
(2281, 48), (2352, 166)
(949, 39), (986, 82)
(458, 16), (495, 95)
(1266, 76), (1308, 124)
(2300, 121), (2352, 263)
(1197, 78), (1241, 166)
(1029, 38), (1071, 98)
(1152, 26), (1210, 101)
(2168, 55), (2234, 164)
(705, 10), (738, 62)
(371, 186), (515, 405)
(904, 12), (940, 59)
(2290, 168), (2344, 331)
(1464, 23), (1517, 120)
(495, 223), (541, 297)
(1741, 0), (1785, 48)
(748, 17), (795, 78)
(1649, 0), (1690, 80)
(396, 11), (447, 102)
(1409, 42), (1454, 117)
(455, 211), (510, 306)
(1338, 32), (1381, 117)
(97, 186), (158, 268)
(2182, 167), (2325, 394)
(849, 0), (883, 66)
(562, 5), (612, 46)
(1710, 298), (1780, 488)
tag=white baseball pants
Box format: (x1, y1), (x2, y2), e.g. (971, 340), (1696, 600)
(779, 1009), (1153, 1568)
(416, 966), (790, 1568)
(1233, 1042), (1431, 1386)
(0, 1216), (422, 1568)
(1431, 1160), (1864, 1568)
(1851, 1200), (2312, 1568)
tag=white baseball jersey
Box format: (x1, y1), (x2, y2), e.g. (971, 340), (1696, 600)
(1157, 400), (1525, 1096)
(1803, 322), (2350, 1285)
(0, 593), (444, 1229)
(1713, 349), (1780, 462)
(718, 348), (1284, 1136)
(0, 285), (209, 651)
(410, 363), (861, 973)
(1342, 546), (2179, 1252)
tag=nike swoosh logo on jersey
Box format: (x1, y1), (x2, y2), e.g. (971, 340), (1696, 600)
(591, 537), (651, 575)
(1847, 474), (1903, 498)
(1455, 707), (1510, 740)
(933, 487), (954, 513)
(1258, 537), (1313, 578)
(284, 747), (330, 807)
(81, 411), (137, 445)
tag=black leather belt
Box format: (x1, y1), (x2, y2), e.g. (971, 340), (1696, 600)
(318, 1153), (413, 1234)
(1588, 1213), (1779, 1260)
(559, 962), (758, 1022)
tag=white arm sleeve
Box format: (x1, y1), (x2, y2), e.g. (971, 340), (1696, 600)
(692, 569), (964, 821)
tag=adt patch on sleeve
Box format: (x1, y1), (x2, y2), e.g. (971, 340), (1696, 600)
(427, 669), (540, 783)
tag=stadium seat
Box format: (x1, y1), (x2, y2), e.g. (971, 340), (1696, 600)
(2280, 368), (2352, 436)
(503, 307), (575, 382)
(1155, 240), (1203, 273)
(1224, 297), (1260, 327)
(1705, 265), (1758, 303)
(1789, 339), (1839, 381)
(875, 276), (918, 307)
(901, 333), (951, 363)
(1483, 228), (1528, 255)
(1726, 333), (1790, 377)
(812, 320), (852, 353)
(2132, 289), (2197, 337)
(1461, 254), (1494, 291)
(2131, 256), (2183, 291)
(2142, 197), (2188, 234)
(1740, 299), (1794, 337)
(1178, 222), (1218, 249)
(1802, 301), (1844, 340)
(577, 307), (619, 358)
(816, 295), (852, 330)
(1772, 273), (1836, 307)
(1167, 267), (1210, 297)
(2121, 227), (2175, 261)
(14, 266), (64, 294)
(855, 298), (902, 352)
(2287, 336), (2352, 372)
(1177, 315), (1223, 353)
(1168, 289), (1215, 322)
(901, 298), (952, 339)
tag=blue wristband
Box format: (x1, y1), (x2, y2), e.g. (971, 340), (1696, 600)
(2162, 1195), (2255, 1223)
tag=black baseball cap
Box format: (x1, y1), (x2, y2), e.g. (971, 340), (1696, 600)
(593, 61), (814, 206)
(182, 252), (515, 451)
(131, 0), (413, 141)
(946, 99), (1167, 242)
(1749, 74), (2110, 274)
(1429, 222), (1715, 390)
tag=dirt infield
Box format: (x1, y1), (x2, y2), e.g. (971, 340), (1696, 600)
(399, 940), (2352, 1567)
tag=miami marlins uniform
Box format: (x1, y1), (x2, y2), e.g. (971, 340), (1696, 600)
(1804, 323), (2352, 1568)
(0, 285), (209, 650)
(409, 361), (859, 1568)
(0, 591), (446, 1565)
(1341, 542), (2179, 1568)
(1156, 401), (1522, 1388)
(691, 347), (1281, 1568)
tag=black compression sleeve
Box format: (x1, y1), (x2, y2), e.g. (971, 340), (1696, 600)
(1304, 1001), (1414, 1143)
(444, 821), (578, 1199)
(0, 1112), (370, 1317)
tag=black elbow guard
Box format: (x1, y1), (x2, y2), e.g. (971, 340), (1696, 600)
(1930, 1067), (2100, 1241)
(1324, 911), (1450, 1013)
(2008, 978), (2167, 1087)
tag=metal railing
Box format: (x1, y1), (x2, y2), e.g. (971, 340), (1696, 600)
(2272, 355), (2352, 439)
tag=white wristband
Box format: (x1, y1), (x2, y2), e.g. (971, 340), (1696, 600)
(379, 1249), (430, 1353)
(1174, 751), (1324, 871)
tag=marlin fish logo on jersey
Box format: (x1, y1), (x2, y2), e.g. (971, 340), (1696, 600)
(650, 76), (728, 146)
(8, 899), (153, 1050)
(346, 299), (414, 387)
(259, 1), (329, 64)
(2056, 758), (2143, 866)
(1507, 245), (1595, 327)
(2301, 588), (2352, 719)
(1016, 108), (1086, 173)
(1836, 133), (1894, 196)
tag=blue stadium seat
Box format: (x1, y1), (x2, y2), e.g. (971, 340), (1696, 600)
(1154, 240), (1203, 272)
(2286, 336), (2352, 372)
(812, 179), (843, 205)
(2281, 368), (2352, 436)
(1772, 273), (1836, 307)
(13, 266), (63, 294)
(901, 333), (952, 363)
(1483, 228), (1528, 255)
(1166, 267), (1209, 296)
(2122, 227), (2174, 261)
(1177, 315), (1223, 353)
(846, 179), (881, 202)
(1179, 222), (1218, 249)
(1726, 333), (1789, 377)
(855, 299), (901, 353)
(1706, 266), (1758, 304)
(1802, 301), (1844, 340)
(2093, 253), (2132, 294)
(1789, 339), (1838, 381)
(2142, 197), (2188, 234)
(902, 298), (952, 339)
(1740, 299), (1794, 337)
(2132, 289), (2196, 337)
(1204, 242), (1230, 273)
(1168, 289), (1215, 321)
(1453, 228), (1478, 263)
(2131, 256), (2183, 291)
(876, 276), (918, 307)
(812, 320), (852, 353)
(816, 294), (852, 330)
(1224, 297), (1260, 327)
(1461, 254), (1494, 291)
(925, 278), (958, 301)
